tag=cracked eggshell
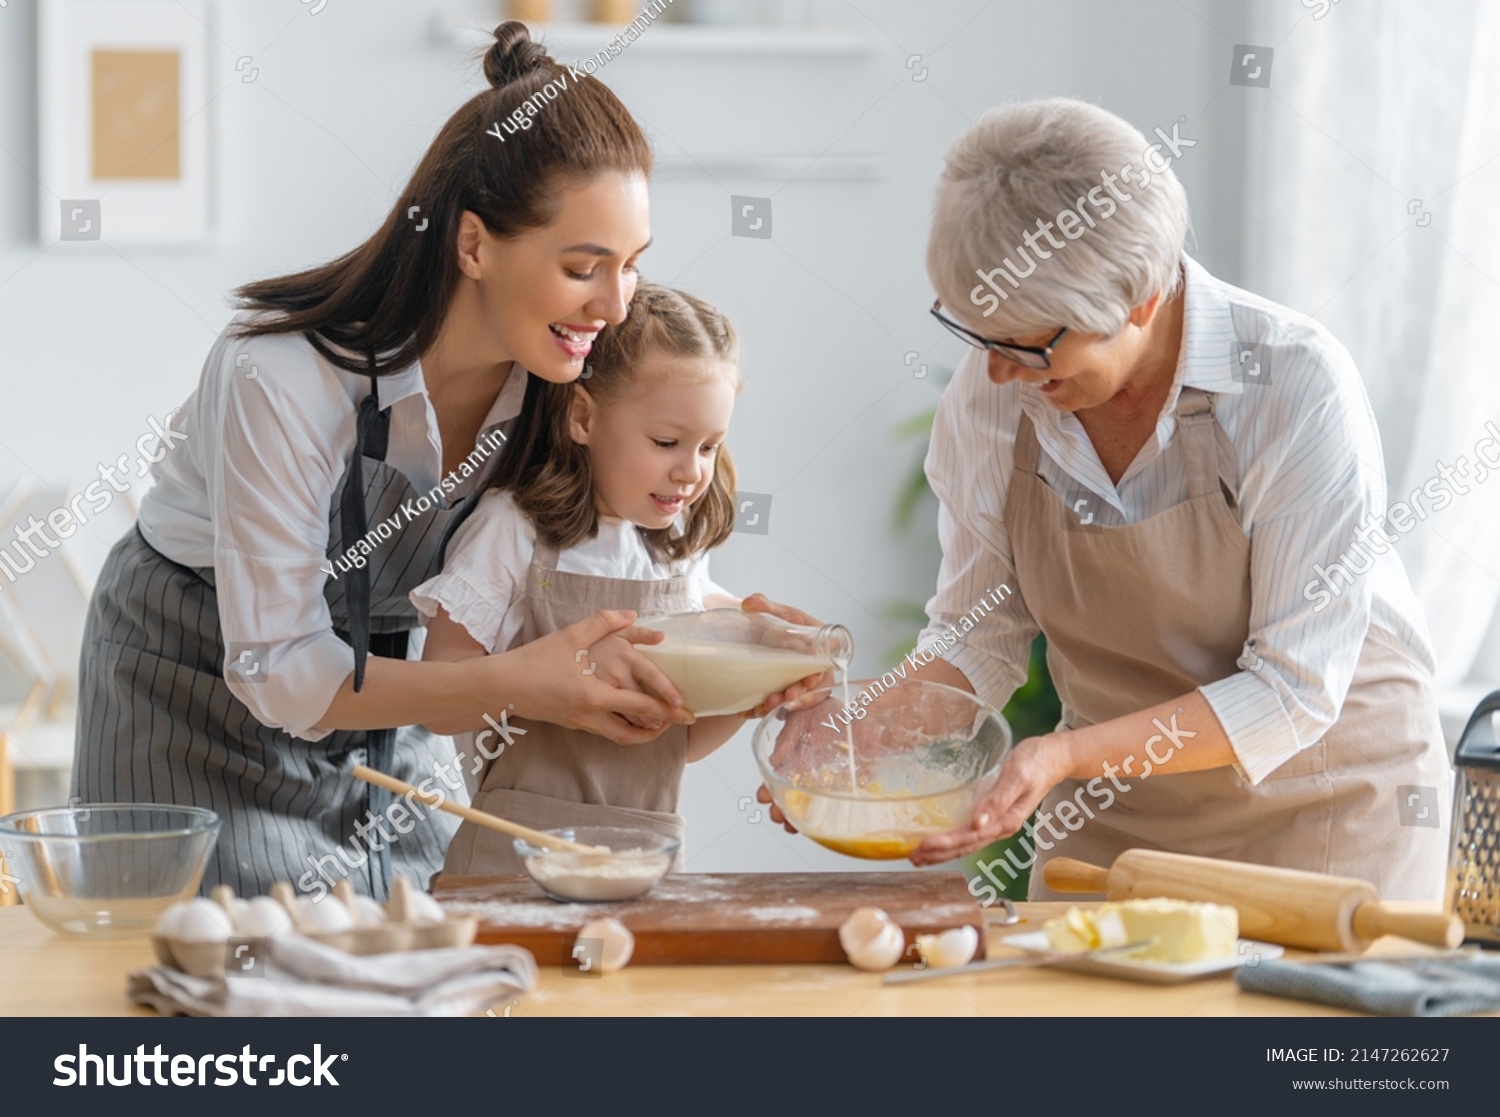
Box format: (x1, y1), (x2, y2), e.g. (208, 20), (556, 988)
(576, 917), (634, 974)
(839, 906), (905, 972)
(916, 925), (980, 969)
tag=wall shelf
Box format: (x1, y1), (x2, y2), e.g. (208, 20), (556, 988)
(428, 12), (877, 58)
(653, 153), (887, 181)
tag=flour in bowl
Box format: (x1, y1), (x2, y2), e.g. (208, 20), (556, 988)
(523, 852), (671, 902)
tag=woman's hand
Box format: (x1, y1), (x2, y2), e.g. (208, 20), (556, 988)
(908, 733), (1073, 865)
(749, 687), (838, 833)
(503, 610), (695, 745)
(755, 782), (797, 832)
(740, 592), (833, 717)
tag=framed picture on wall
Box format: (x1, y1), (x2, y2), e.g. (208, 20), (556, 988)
(36, 0), (213, 244)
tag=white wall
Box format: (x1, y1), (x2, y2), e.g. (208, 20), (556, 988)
(0, 0), (1247, 870)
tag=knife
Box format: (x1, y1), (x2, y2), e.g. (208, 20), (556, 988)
(882, 938), (1157, 985)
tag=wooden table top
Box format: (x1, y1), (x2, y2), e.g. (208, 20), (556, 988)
(0, 901), (1462, 1017)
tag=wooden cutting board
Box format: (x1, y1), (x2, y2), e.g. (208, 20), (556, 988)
(431, 871), (987, 965)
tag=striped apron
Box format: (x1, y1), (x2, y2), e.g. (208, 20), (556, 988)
(72, 376), (503, 899)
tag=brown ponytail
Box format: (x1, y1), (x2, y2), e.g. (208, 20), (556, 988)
(232, 21), (653, 376)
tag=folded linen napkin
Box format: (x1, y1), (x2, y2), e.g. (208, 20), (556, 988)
(128, 932), (536, 1017)
(1235, 951), (1500, 1016)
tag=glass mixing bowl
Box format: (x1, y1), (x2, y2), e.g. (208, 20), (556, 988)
(753, 679), (1012, 859)
(0, 803), (221, 938)
(513, 827), (679, 902)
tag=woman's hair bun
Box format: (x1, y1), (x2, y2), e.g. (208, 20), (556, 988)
(483, 21), (552, 88)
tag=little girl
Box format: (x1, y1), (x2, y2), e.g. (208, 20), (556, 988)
(412, 283), (754, 874)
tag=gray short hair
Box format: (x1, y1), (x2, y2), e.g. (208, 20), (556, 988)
(927, 98), (1190, 339)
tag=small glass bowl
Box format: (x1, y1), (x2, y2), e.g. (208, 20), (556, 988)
(513, 827), (678, 903)
(0, 803), (221, 938)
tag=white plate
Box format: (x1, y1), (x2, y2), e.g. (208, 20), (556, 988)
(1001, 931), (1285, 985)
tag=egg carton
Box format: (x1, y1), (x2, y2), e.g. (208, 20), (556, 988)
(152, 876), (478, 977)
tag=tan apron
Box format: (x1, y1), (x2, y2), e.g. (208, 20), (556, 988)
(1005, 387), (1451, 901)
(440, 538), (694, 876)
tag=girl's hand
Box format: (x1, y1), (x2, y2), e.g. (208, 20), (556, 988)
(586, 627), (685, 730)
(740, 593), (832, 717)
(908, 734), (1072, 865)
(503, 610), (695, 745)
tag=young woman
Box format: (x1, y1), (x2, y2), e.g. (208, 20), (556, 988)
(71, 24), (703, 898)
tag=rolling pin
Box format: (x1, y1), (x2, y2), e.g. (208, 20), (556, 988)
(1042, 850), (1462, 952)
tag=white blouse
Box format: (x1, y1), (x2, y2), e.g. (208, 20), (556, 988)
(918, 255), (1439, 784)
(137, 311), (528, 740)
(409, 488), (718, 655)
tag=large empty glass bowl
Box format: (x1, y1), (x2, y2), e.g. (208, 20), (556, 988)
(0, 804), (220, 938)
(753, 679), (1011, 859)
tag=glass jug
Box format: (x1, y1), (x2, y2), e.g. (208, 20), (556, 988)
(633, 607), (853, 716)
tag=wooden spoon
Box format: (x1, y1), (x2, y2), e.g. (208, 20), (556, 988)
(351, 765), (607, 855)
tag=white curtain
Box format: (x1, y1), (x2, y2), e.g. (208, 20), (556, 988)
(1243, 0), (1500, 725)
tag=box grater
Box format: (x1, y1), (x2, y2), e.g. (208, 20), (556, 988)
(1447, 690), (1500, 946)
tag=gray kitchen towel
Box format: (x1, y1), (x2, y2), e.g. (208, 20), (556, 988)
(1235, 952), (1500, 1016)
(128, 934), (537, 1017)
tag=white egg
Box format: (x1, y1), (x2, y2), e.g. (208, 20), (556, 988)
(576, 918), (634, 974)
(293, 897), (355, 935)
(915, 925), (980, 969)
(157, 898), (235, 943)
(235, 896), (294, 938)
(839, 906), (906, 972)
(401, 889), (445, 927)
(346, 895), (387, 928)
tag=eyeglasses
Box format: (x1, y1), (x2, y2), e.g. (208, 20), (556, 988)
(930, 300), (1069, 370)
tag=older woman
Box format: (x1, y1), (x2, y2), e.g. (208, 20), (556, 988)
(904, 98), (1451, 900)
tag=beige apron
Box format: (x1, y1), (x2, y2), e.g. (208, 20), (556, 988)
(441, 538), (694, 876)
(1005, 388), (1451, 901)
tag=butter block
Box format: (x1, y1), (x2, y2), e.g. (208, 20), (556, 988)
(1044, 898), (1239, 963)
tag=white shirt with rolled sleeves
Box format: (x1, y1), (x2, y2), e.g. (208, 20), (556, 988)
(917, 255), (1438, 784)
(136, 311), (528, 741)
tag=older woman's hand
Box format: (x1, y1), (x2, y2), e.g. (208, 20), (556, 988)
(908, 733), (1073, 865)
(739, 592), (835, 717)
